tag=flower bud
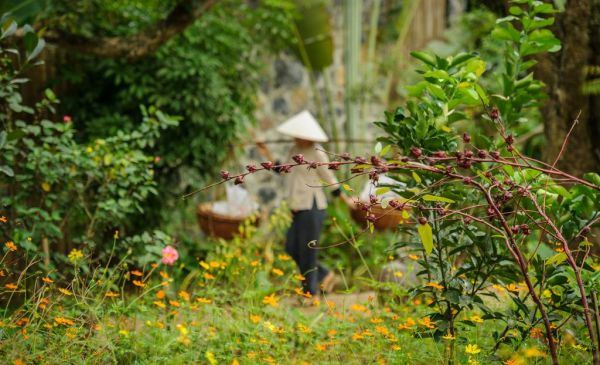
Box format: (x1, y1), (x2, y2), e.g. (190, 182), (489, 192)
(463, 132), (471, 143)
(261, 161), (273, 170)
(292, 154), (305, 164)
(477, 150), (487, 158)
(220, 170), (230, 180)
(418, 217), (428, 225)
(246, 164), (257, 173)
(234, 176), (244, 185)
(490, 107), (499, 120)
(490, 151), (500, 159)
(410, 146), (422, 158)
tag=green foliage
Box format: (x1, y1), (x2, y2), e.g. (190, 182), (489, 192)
(370, 0), (600, 356)
(0, 17), (178, 268)
(58, 0), (295, 189)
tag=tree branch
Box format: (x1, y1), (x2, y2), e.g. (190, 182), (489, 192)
(43, 0), (218, 60)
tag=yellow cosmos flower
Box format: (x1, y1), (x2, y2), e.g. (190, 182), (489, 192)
(196, 297), (212, 304)
(153, 301), (166, 308)
(58, 288), (72, 296)
(105, 291), (119, 298)
(42, 277), (54, 284)
(470, 315), (484, 323)
(465, 344), (481, 355)
(278, 254), (291, 261)
(271, 268), (284, 277)
(294, 287), (312, 298)
(130, 270), (143, 277)
(442, 332), (456, 340)
(68, 248), (84, 262)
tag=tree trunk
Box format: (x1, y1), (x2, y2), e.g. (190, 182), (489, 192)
(535, 0), (600, 177)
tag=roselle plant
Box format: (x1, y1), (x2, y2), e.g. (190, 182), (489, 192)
(195, 1), (600, 364)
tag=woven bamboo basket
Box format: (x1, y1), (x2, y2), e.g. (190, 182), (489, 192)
(350, 205), (406, 231)
(196, 202), (258, 240)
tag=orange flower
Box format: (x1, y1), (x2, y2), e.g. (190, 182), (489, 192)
(0, 270), (5, 277)
(13, 359), (25, 365)
(169, 300), (181, 307)
(5, 283), (17, 290)
(159, 271), (170, 279)
(294, 287), (312, 298)
(196, 297), (212, 304)
(39, 297), (50, 310)
(0, 216), (7, 223)
(408, 254), (419, 261)
(204, 272), (215, 280)
(294, 274), (305, 281)
(5, 241), (17, 251)
(42, 277), (54, 284)
(271, 268), (284, 277)
(250, 315), (261, 323)
(130, 270), (143, 277)
(262, 293), (279, 307)
(58, 288), (72, 296)
(105, 291), (119, 298)
(54, 316), (75, 326)
(278, 254), (291, 261)
(178, 291), (190, 301)
(156, 290), (166, 299)
(425, 282), (444, 290)
(132, 280), (145, 288)
(418, 317), (436, 329)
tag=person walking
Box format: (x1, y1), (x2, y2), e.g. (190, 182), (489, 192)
(258, 110), (353, 299)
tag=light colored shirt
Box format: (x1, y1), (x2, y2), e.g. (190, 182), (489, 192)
(285, 144), (339, 211)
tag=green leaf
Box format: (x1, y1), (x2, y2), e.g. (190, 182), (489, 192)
(376, 187), (391, 195)
(410, 51), (436, 67)
(0, 131), (6, 148)
(374, 142), (382, 154)
(0, 165), (14, 177)
(422, 194), (455, 203)
(417, 222), (434, 255)
(379, 144), (391, 156)
(412, 171), (422, 184)
(546, 252), (567, 266)
(424, 70), (450, 80)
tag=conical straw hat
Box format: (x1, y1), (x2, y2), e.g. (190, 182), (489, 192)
(276, 110), (329, 143)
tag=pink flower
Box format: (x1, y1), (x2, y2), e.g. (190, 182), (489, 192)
(154, 156), (161, 163)
(63, 115), (72, 123)
(161, 245), (179, 265)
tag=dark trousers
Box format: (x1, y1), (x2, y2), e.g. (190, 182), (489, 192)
(285, 200), (329, 295)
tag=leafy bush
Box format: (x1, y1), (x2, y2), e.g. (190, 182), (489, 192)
(0, 17), (178, 268)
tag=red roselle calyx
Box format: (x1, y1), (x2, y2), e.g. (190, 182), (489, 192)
(234, 175), (244, 185)
(328, 162), (341, 170)
(490, 151), (500, 159)
(520, 224), (530, 235)
(477, 150), (487, 158)
(410, 146), (422, 158)
(418, 217), (428, 225)
(246, 164), (257, 173)
(511, 225), (520, 234)
(220, 170), (230, 180)
(354, 156), (367, 164)
(341, 152), (351, 161)
(490, 107), (499, 120)
(463, 132), (471, 143)
(371, 155), (382, 166)
(366, 213), (377, 222)
(292, 154), (305, 164)
(261, 161), (273, 170)
(432, 151), (447, 158)
(369, 194), (378, 204)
